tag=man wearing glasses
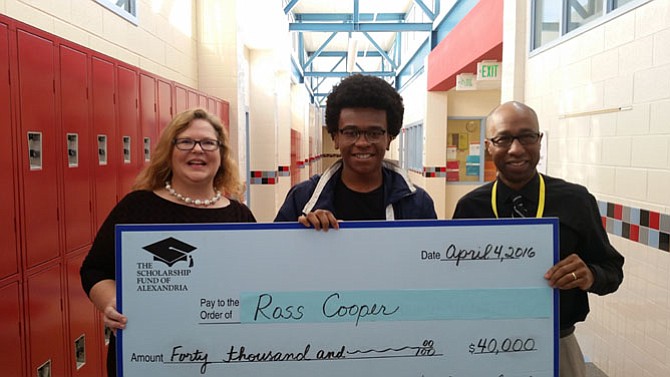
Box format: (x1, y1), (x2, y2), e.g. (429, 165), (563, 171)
(275, 74), (437, 227)
(452, 101), (624, 377)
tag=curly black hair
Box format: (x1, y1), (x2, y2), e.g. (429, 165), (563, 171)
(325, 74), (404, 137)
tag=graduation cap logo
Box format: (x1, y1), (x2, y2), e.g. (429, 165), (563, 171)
(142, 237), (197, 267)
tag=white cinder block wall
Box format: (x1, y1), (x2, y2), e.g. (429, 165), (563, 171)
(0, 0), (201, 87)
(524, 1), (670, 376)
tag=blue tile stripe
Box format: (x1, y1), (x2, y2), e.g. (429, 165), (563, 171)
(597, 200), (669, 253)
(250, 170), (278, 185)
(423, 166), (447, 177)
(278, 166), (290, 177)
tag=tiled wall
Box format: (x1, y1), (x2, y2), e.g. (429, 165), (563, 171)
(419, 166), (448, 178)
(249, 170), (278, 185)
(599, 201), (670, 252)
(249, 159), (322, 185)
(577, 235), (670, 377)
(523, 1), (670, 376)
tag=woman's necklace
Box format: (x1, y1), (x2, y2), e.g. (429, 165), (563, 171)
(165, 182), (222, 207)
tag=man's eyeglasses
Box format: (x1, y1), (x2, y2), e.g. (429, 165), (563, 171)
(173, 138), (222, 151)
(338, 128), (387, 143)
(488, 132), (542, 148)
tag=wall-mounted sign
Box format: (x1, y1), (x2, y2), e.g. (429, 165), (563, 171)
(477, 60), (501, 81)
(456, 73), (476, 90)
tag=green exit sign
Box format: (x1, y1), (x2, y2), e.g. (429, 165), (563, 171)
(477, 61), (500, 80)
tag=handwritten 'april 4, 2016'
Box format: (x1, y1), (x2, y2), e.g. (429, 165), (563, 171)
(421, 243), (536, 266)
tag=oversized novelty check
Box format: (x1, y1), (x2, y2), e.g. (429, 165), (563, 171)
(116, 219), (559, 377)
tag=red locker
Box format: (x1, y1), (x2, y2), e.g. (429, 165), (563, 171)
(60, 45), (93, 253)
(0, 282), (24, 376)
(139, 73), (157, 170)
(291, 129), (302, 187)
(117, 65), (139, 198)
(157, 78), (173, 133)
(26, 263), (65, 377)
(198, 93), (208, 108)
(0, 22), (19, 280)
(16, 29), (60, 268)
(91, 56), (118, 230)
(219, 99), (230, 133)
(174, 84), (188, 113)
(66, 252), (102, 376)
(206, 96), (217, 116)
(187, 89), (198, 109)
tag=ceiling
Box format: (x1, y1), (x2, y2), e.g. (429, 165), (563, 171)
(286, 0), (437, 104)
(241, 0), (448, 105)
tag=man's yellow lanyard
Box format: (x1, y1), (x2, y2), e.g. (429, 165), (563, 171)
(491, 174), (546, 218)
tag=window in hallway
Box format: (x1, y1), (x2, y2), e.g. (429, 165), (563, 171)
(532, 0), (561, 49)
(567, 0), (604, 32)
(531, 0), (650, 51)
(612, 0), (636, 7)
(94, 0), (138, 24)
(399, 122), (423, 173)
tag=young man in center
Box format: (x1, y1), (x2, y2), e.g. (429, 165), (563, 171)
(275, 74), (437, 227)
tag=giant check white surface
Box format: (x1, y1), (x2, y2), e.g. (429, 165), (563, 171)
(116, 218), (559, 377)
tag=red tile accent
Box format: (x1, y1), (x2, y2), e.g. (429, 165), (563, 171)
(614, 204), (623, 220)
(268, 178), (275, 184)
(650, 211), (660, 230)
(601, 216), (607, 229)
(629, 224), (639, 242)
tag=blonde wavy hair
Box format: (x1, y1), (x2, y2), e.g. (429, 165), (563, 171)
(133, 108), (242, 199)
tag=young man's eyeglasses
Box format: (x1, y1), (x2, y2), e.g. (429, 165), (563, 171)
(338, 128), (387, 143)
(173, 138), (222, 151)
(488, 132), (542, 148)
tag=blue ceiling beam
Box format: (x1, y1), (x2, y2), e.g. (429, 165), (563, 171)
(283, 0), (301, 15)
(322, 55), (347, 76)
(298, 32), (305, 68)
(353, 0), (359, 23)
(302, 31), (338, 69)
(287, 0), (446, 99)
(304, 71), (396, 78)
(289, 22), (433, 32)
(290, 54), (304, 84)
(313, 69), (335, 94)
(308, 51), (383, 58)
(362, 31), (397, 70)
(413, 0), (437, 21)
(395, 31), (402, 67)
(295, 13), (406, 22)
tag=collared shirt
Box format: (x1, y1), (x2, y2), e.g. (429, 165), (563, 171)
(497, 174), (541, 218)
(452, 173), (624, 330)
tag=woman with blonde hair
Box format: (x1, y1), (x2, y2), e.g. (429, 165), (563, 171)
(80, 108), (255, 376)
